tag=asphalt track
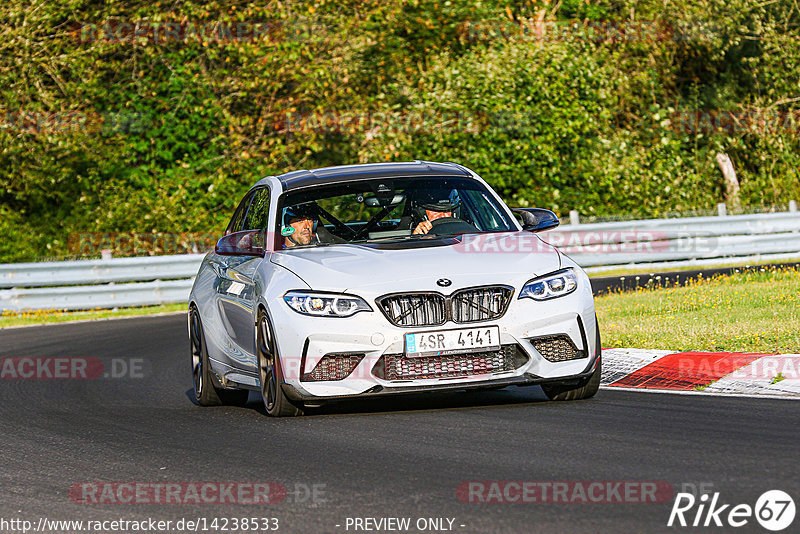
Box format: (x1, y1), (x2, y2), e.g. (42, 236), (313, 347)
(1, 314), (799, 534)
(589, 261), (800, 294)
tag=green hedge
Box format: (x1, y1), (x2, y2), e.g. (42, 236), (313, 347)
(1, 0), (798, 261)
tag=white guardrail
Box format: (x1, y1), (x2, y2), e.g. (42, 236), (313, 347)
(553, 210), (800, 270)
(0, 255), (205, 312)
(1, 210), (799, 311)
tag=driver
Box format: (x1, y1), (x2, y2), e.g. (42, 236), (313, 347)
(413, 207), (452, 235)
(409, 188), (462, 235)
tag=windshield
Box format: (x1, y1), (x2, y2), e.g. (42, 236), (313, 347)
(275, 176), (516, 249)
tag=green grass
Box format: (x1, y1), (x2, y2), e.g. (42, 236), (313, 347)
(0, 303), (186, 328)
(596, 266), (800, 353)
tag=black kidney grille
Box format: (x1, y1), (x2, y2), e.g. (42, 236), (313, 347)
(378, 293), (447, 327)
(378, 286), (513, 327)
(451, 286), (513, 323)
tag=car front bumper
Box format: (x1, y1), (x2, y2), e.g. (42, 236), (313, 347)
(268, 272), (598, 401)
(281, 358), (601, 403)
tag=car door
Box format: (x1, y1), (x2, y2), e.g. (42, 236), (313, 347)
(222, 187), (271, 363)
(210, 188), (269, 374)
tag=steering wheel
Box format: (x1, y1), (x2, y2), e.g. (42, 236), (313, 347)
(427, 217), (479, 236)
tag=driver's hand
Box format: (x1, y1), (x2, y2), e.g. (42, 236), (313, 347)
(413, 221), (432, 235)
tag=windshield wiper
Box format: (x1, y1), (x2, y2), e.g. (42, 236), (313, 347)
(282, 242), (338, 250)
(359, 233), (457, 244)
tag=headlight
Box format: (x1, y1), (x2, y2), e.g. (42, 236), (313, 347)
(519, 268), (578, 301)
(283, 291), (372, 317)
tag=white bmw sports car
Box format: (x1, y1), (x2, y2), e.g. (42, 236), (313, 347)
(188, 161), (600, 416)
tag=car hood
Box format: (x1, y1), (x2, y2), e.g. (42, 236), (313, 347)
(269, 232), (562, 294)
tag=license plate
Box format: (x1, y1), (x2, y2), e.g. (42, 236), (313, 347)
(404, 326), (501, 357)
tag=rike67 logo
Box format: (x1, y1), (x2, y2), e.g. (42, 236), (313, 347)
(668, 490), (795, 531)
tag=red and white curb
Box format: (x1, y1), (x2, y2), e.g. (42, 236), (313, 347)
(600, 348), (800, 398)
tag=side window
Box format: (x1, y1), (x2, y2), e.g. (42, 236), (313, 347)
(242, 187), (271, 230)
(226, 191), (255, 235)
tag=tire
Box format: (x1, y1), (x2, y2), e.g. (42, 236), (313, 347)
(542, 323), (602, 401)
(189, 306), (249, 407)
(257, 309), (303, 417)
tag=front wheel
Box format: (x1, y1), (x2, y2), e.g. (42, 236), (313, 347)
(257, 310), (303, 417)
(542, 323), (602, 401)
(542, 357), (601, 401)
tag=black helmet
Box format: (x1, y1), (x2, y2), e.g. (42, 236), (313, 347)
(416, 188), (461, 212)
(281, 202), (319, 239)
(282, 202), (318, 227)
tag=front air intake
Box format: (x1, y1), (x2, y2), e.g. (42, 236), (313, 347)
(530, 335), (586, 362)
(301, 353), (365, 381)
(372, 344), (528, 381)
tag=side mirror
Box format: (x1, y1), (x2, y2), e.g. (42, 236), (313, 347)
(215, 230), (266, 256)
(512, 208), (560, 232)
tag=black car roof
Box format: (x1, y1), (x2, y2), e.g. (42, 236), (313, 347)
(276, 161), (472, 191)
